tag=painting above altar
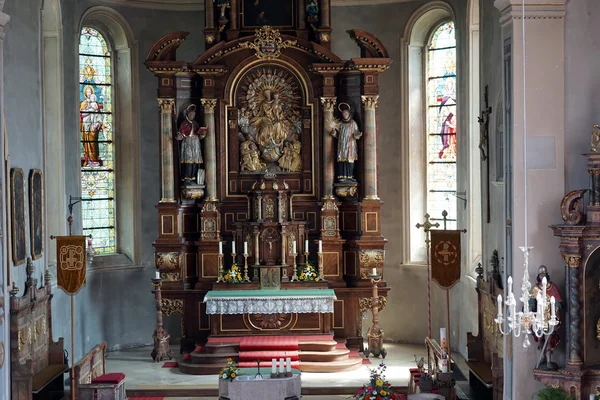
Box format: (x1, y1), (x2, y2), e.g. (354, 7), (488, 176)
(237, 66), (303, 173)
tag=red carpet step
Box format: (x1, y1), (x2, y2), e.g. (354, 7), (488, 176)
(239, 350), (299, 361)
(240, 336), (298, 351)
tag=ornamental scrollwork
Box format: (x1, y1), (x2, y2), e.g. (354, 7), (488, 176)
(160, 299), (184, 316)
(361, 95), (379, 111)
(239, 26), (297, 60)
(158, 98), (175, 114)
(562, 255), (581, 268)
(560, 189), (587, 225)
(592, 125), (600, 153)
(161, 272), (180, 282)
(359, 250), (385, 269)
(253, 313), (287, 330)
(320, 97), (337, 112)
(155, 252), (180, 270)
(358, 296), (387, 336)
(200, 98), (217, 114)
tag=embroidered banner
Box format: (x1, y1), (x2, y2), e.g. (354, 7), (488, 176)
(56, 235), (87, 295)
(431, 230), (461, 289)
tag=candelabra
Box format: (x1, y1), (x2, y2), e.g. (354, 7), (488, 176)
(364, 273), (386, 358)
(217, 253), (225, 283)
(151, 278), (173, 362)
(243, 253), (250, 282)
(495, 247), (559, 348)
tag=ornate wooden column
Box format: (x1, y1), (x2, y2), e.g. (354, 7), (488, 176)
(361, 95), (379, 200)
(321, 97), (336, 199)
(563, 254), (583, 369)
(201, 98), (218, 201)
(158, 98), (176, 203)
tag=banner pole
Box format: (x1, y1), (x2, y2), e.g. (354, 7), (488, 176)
(446, 289), (451, 370)
(71, 294), (75, 400)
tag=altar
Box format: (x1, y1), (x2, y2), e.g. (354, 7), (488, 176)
(219, 368), (301, 400)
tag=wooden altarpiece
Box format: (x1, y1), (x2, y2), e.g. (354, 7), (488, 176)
(145, 0), (392, 354)
(535, 130), (600, 399)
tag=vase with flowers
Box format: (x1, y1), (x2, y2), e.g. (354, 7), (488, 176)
(220, 358), (241, 382)
(297, 260), (320, 282)
(351, 362), (398, 400)
(222, 263), (244, 283)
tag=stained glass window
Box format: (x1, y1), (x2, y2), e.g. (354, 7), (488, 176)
(427, 21), (457, 229)
(79, 27), (115, 254)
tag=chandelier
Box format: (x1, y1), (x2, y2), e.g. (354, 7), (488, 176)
(494, 247), (559, 347)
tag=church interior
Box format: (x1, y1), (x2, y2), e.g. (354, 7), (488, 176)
(0, 0), (598, 399)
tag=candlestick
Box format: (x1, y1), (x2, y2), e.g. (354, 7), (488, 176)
(291, 251), (301, 282)
(232, 240), (236, 254)
(305, 239), (309, 252)
(271, 358), (276, 374)
(318, 240), (322, 253)
(286, 357), (291, 375)
(279, 358), (284, 375)
(551, 296), (556, 319)
(243, 253), (250, 282)
(292, 241), (297, 254)
(219, 241), (223, 255)
(497, 294), (503, 317)
(155, 270), (160, 280)
(244, 241), (248, 254)
(542, 276), (547, 300)
(318, 251), (324, 281)
(217, 253), (225, 282)
(372, 267), (377, 276)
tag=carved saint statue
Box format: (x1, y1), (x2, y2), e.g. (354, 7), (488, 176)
(328, 103), (362, 182)
(176, 104), (208, 184)
(278, 133), (302, 172)
(528, 265), (563, 371)
(306, 0), (319, 32)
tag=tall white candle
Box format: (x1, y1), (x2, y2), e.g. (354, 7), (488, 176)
(219, 241), (223, 255)
(497, 295), (503, 317)
(244, 241), (248, 254)
(286, 357), (291, 372)
(440, 328), (447, 352)
(507, 276), (513, 297)
(589, 394), (595, 400)
(551, 296), (556, 319)
(155, 271), (160, 279)
(318, 240), (322, 253)
(232, 241), (236, 254)
(293, 241), (297, 254)
(271, 358), (276, 374)
(305, 239), (309, 252)
(279, 358), (284, 374)
(542, 276), (547, 303)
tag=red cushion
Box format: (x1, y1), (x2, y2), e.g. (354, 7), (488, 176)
(92, 373), (125, 384)
(409, 368), (420, 372)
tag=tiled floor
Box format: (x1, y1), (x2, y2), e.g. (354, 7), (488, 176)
(105, 343), (473, 399)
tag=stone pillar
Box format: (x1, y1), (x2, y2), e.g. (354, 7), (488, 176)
(321, 97), (336, 199)
(158, 98), (176, 203)
(564, 254), (583, 369)
(230, 0), (238, 30)
(201, 99), (218, 201)
(361, 95), (379, 200)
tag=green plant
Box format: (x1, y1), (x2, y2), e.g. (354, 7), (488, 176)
(536, 387), (573, 400)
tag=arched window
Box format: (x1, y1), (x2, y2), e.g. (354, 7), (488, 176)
(426, 21), (457, 229)
(79, 27), (116, 254)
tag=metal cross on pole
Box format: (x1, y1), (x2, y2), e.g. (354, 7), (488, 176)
(416, 213), (440, 339)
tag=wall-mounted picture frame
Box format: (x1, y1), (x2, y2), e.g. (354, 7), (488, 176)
(242, 0), (295, 29)
(29, 169), (43, 260)
(10, 168), (26, 266)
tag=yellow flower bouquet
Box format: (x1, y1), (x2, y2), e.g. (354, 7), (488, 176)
(352, 363), (398, 400)
(220, 358), (241, 382)
(297, 260), (319, 282)
(222, 263), (243, 283)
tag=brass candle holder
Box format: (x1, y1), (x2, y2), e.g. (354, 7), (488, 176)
(243, 253), (250, 282)
(217, 253), (225, 282)
(291, 252), (304, 282)
(363, 274), (386, 359)
(318, 252), (324, 281)
(151, 278), (173, 362)
(283, 253), (296, 282)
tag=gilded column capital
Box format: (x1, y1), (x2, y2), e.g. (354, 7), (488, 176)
(320, 97), (337, 112)
(201, 98), (218, 113)
(361, 95), (379, 111)
(157, 98), (175, 114)
(563, 254), (581, 268)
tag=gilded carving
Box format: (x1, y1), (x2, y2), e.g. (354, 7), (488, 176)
(597, 318), (600, 341)
(201, 201), (215, 212)
(562, 255), (581, 268)
(358, 296), (387, 335)
(239, 26), (297, 60)
(320, 97), (337, 112)
(592, 124), (600, 153)
(361, 95), (379, 111)
(161, 299), (184, 316)
(560, 189), (587, 225)
(155, 252), (180, 270)
(335, 185), (357, 198)
(157, 98), (175, 114)
(321, 199), (338, 211)
(253, 313), (287, 329)
(161, 272), (180, 282)
(237, 66), (303, 172)
(18, 327), (31, 352)
(324, 216), (336, 230)
(264, 198), (275, 219)
(204, 218), (216, 232)
(205, 34), (215, 44)
(200, 98), (217, 114)
(359, 249), (385, 269)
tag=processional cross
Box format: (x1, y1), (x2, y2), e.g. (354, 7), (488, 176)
(478, 85), (492, 223)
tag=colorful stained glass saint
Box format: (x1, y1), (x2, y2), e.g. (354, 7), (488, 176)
(427, 21), (457, 229)
(79, 27), (115, 254)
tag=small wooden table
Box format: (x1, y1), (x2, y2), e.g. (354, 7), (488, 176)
(218, 368), (301, 400)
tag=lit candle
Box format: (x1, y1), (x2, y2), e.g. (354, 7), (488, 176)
(244, 241), (248, 254)
(318, 240), (322, 253)
(279, 358), (284, 374)
(293, 241), (297, 254)
(271, 358), (276, 375)
(155, 271), (160, 279)
(551, 296), (556, 319)
(219, 241), (223, 255)
(286, 357), (291, 372)
(507, 276), (513, 297)
(497, 294), (503, 317)
(372, 267), (377, 276)
(536, 294), (542, 323)
(542, 276), (547, 302)
(232, 241), (236, 254)
(305, 239), (309, 252)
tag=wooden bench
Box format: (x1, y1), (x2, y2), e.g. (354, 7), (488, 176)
(465, 272), (504, 400)
(73, 342), (108, 400)
(11, 277), (68, 400)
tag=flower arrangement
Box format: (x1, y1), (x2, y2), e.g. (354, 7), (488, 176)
(351, 363), (398, 400)
(297, 260), (319, 282)
(220, 358), (241, 382)
(222, 263), (243, 283)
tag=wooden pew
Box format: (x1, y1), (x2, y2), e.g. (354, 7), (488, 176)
(73, 342), (108, 400)
(11, 278), (68, 400)
(465, 273), (504, 400)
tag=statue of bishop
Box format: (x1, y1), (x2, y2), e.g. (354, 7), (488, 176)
(328, 104), (362, 182)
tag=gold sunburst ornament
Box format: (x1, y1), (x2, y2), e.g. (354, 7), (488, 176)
(240, 26), (297, 60)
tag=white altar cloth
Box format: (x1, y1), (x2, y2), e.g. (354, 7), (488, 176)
(218, 372), (301, 400)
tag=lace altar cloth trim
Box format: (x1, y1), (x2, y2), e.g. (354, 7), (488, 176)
(204, 295), (336, 314)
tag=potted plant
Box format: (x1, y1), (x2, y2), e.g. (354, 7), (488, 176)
(351, 363), (399, 400)
(536, 387), (572, 400)
(220, 358), (241, 382)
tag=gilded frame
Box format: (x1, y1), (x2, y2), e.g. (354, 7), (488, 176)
(29, 169), (43, 260)
(10, 168), (26, 266)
